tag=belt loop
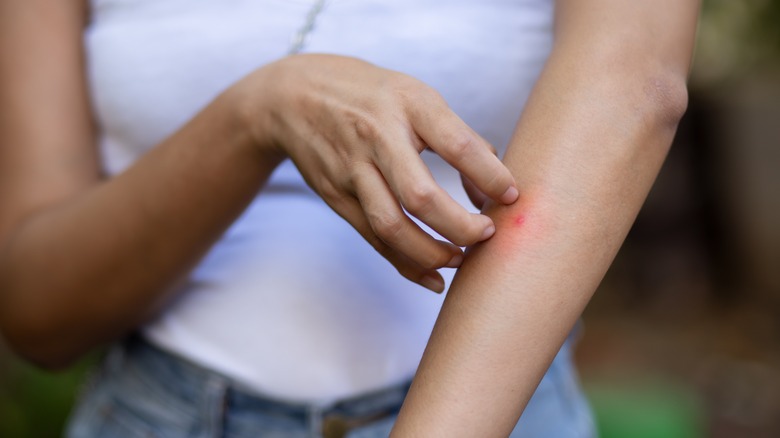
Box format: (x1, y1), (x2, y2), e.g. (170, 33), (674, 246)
(309, 404), (324, 438)
(205, 375), (229, 438)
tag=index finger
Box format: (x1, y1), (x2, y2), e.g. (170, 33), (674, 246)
(409, 100), (519, 205)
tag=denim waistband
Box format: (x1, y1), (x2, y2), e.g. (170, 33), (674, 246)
(68, 333), (595, 438)
(101, 334), (410, 437)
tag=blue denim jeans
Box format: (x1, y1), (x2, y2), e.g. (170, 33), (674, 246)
(66, 335), (595, 437)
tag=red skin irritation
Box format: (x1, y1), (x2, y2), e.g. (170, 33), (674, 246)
(490, 212), (529, 244)
(493, 211), (538, 247)
(481, 196), (542, 248)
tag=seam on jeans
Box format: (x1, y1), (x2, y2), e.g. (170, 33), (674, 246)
(100, 397), (164, 438)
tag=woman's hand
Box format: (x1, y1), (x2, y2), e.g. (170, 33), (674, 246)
(236, 54), (519, 292)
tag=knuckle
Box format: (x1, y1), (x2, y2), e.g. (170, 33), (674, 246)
(401, 183), (437, 215)
(318, 179), (342, 205)
(351, 115), (380, 142)
(421, 250), (450, 271)
(394, 75), (440, 107)
(443, 131), (477, 159)
(369, 210), (405, 243)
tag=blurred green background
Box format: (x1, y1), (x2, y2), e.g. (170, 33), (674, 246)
(0, 356), (93, 437)
(2, 1), (779, 436)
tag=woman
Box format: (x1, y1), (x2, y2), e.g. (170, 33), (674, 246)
(0, 0), (699, 436)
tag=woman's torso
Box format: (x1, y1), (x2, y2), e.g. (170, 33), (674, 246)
(84, 0), (555, 403)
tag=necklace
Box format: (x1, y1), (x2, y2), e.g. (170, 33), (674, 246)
(288, 0), (327, 55)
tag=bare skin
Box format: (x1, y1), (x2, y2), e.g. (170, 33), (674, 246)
(0, 0), (518, 368)
(391, 0), (700, 436)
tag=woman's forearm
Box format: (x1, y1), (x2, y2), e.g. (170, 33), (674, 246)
(0, 88), (282, 369)
(392, 1), (700, 436)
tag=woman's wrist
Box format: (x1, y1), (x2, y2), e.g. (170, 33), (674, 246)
(226, 67), (288, 170)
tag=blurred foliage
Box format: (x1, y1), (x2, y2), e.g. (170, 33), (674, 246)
(750, 0), (780, 53)
(586, 378), (706, 438)
(0, 351), (95, 438)
(697, 0), (780, 84)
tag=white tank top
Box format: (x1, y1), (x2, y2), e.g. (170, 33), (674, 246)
(85, 0), (554, 403)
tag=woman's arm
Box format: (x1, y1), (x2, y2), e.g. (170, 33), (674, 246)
(0, 1), (517, 369)
(0, 0), (283, 369)
(391, 0), (700, 436)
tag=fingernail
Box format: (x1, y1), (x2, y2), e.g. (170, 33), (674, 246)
(446, 253), (463, 268)
(500, 186), (519, 204)
(480, 224), (496, 241)
(421, 275), (445, 293)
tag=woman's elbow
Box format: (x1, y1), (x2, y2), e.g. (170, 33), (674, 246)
(0, 297), (87, 371)
(572, 39), (691, 132)
(643, 73), (689, 129)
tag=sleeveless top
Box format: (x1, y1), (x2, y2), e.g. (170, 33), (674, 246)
(84, 0), (555, 403)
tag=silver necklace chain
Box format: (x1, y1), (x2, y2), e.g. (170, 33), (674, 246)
(288, 0), (327, 55)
